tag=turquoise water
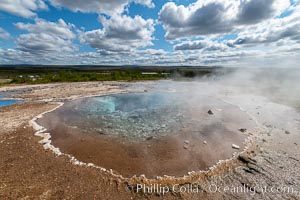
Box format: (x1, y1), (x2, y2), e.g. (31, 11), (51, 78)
(44, 92), (245, 141)
(40, 91), (257, 142)
(0, 99), (20, 107)
(56, 92), (185, 140)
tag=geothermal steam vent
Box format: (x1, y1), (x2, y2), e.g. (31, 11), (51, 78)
(37, 91), (256, 178)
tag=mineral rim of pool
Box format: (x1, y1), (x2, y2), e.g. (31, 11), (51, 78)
(37, 92), (257, 178)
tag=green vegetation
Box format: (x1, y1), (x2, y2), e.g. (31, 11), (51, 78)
(8, 70), (168, 84)
(0, 65), (223, 85)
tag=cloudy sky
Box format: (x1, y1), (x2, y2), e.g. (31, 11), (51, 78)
(0, 0), (299, 67)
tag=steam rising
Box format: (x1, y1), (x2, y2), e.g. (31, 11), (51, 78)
(210, 68), (300, 111)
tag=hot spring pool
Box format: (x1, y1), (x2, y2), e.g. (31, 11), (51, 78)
(0, 99), (21, 107)
(38, 92), (257, 178)
(54, 92), (210, 141)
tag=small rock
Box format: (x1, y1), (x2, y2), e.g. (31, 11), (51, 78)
(146, 136), (153, 141)
(207, 110), (214, 115)
(232, 144), (240, 149)
(184, 140), (190, 144)
(183, 144), (189, 149)
(239, 128), (247, 133)
(203, 141), (207, 144)
(285, 130), (290, 134)
(238, 154), (257, 164)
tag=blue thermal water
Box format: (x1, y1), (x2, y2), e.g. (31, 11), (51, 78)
(49, 91), (252, 142)
(60, 92), (187, 140)
(0, 99), (20, 107)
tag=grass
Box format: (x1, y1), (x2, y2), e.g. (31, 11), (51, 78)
(0, 66), (223, 85)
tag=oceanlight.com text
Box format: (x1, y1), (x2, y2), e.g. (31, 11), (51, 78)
(132, 184), (297, 196)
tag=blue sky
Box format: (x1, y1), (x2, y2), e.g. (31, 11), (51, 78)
(0, 0), (299, 67)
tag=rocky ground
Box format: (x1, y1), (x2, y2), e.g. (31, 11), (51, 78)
(0, 81), (300, 199)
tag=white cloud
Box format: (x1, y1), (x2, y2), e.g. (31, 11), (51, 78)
(49, 0), (154, 15)
(15, 18), (75, 39)
(16, 33), (75, 54)
(236, 0), (290, 24)
(159, 1), (235, 40)
(229, 6), (300, 46)
(74, 48), (167, 65)
(156, 0), (300, 67)
(174, 40), (228, 51)
(15, 18), (76, 55)
(0, 47), (79, 64)
(0, 0), (47, 18)
(0, 27), (10, 39)
(0, 0), (299, 67)
(135, 49), (166, 56)
(0, 0), (154, 19)
(159, 0), (292, 40)
(80, 14), (155, 53)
